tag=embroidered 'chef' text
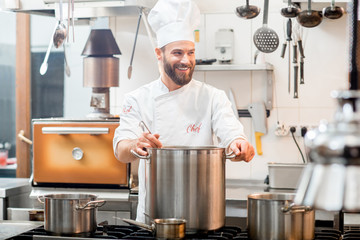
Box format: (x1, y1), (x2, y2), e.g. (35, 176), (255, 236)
(123, 106), (132, 113)
(187, 123), (202, 133)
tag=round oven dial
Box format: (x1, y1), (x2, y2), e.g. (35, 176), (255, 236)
(72, 147), (84, 160)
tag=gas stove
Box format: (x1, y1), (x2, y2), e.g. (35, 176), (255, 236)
(6, 224), (356, 240)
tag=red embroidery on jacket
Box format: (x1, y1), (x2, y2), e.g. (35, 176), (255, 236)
(187, 123), (202, 133)
(123, 106), (132, 113)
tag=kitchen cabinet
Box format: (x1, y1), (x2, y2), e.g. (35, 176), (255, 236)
(195, 63), (274, 112)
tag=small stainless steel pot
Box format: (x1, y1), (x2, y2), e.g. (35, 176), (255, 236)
(122, 218), (186, 239)
(38, 194), (106, 236)
(247, 193), (314, 240)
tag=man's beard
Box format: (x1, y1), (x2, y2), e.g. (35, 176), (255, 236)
(163, 57), (194, 86)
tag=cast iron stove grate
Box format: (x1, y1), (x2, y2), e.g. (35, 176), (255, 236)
(8, 226), (246, 240)
(7, 224), (356, 240)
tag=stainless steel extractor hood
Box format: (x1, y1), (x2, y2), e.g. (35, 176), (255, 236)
(0, 0), (156, 18)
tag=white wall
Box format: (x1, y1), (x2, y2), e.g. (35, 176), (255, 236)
(110, 1), (349, 180)
(29, 1), (349, 181)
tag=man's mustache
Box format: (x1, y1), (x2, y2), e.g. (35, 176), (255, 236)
(174, 63), (193, 69)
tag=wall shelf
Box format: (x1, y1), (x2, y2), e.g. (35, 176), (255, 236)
(284, 0), (349, 2)
(194, 62), (274, 112)
(195, 63), (273, 72)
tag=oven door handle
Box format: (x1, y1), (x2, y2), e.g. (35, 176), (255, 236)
(42, 127), (109, 135)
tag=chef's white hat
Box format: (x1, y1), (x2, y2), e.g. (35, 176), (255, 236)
(148, 0), (200, 48)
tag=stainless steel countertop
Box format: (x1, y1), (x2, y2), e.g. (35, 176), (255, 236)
(226, 179), (297, 200)
(0, 220), (42, 240)
(0, 178), (31, 198)
(1, 178), (291, 201)
(30, 187), (130, 201)
(226, 179), (270, 201)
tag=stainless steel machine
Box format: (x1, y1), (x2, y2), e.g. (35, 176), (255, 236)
(81, 29), (121, 119)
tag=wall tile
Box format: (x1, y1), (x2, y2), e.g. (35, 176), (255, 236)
(226, 160), (251, 179)
(299, 107), (336, 125)
(204, 71), (252, 108)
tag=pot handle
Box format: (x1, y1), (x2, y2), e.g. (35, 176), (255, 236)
(225, 151), (236, 159)
(281, 203), (313, 213)
(130, 149), (151, 160)
(76, 200), (106, 210)
(37, 195), (45, 204)
(121, 218), (154, 232)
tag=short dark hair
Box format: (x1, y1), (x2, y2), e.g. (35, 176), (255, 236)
(160, 45), (166, 53)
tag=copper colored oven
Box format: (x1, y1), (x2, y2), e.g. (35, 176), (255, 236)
(32, 118), (128, 188)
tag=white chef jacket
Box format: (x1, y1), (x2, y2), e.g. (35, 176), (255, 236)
(113, 78), (247, 222)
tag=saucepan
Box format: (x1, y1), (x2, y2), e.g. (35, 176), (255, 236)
(38, 194), (106, 236)
(122, 218), (186, 239)
(247, 193), (314, 240)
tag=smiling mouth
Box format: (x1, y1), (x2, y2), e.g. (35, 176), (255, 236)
(175, 65), (191, 72)
(176, 67), (189, 71)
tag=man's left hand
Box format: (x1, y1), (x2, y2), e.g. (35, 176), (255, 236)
(228, 139), (255, 162)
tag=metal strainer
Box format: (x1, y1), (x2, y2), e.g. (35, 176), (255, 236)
(253, 0), (279, 53)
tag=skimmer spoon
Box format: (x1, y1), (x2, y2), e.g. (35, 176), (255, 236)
(253, 0), (279, 53)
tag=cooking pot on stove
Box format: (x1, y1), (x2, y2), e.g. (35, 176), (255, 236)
(132, 146), (236, 232)
(247, 193), (314, 240)
(38, 194), (106, 236)
(122, 218), (186, 239)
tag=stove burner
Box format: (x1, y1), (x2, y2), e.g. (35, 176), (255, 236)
(7, 224), (354, 240)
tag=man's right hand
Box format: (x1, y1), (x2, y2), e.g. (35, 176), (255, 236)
(134, 132), (163, 156)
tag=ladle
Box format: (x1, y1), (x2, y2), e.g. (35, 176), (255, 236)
(40, 23), (58, 75)
(235, 0), (260, 19)
(296, 0), (322, 28)
(322, 0), (344, 20)
(281, 0), (300, 18)
(53, 0), (67, 48)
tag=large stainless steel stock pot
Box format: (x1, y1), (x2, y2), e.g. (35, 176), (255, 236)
(247, 193), (314, 240)
(132, 146), (235, 232)
(38, 194), (106, 236)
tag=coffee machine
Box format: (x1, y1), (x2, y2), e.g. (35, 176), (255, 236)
(215, 28), (234, 63)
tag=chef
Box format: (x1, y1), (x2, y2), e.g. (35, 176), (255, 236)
(113, 0), (255, 222)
